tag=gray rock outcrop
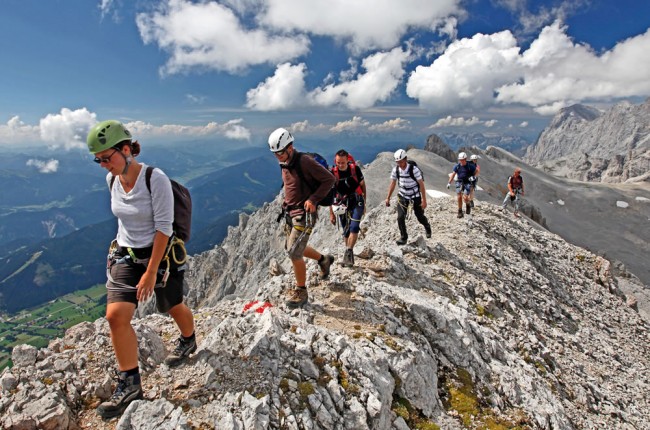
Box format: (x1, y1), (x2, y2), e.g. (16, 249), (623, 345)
(525, 99), (650, 183)
(423, 134), (456, 162)
(1, 186), (649, 429)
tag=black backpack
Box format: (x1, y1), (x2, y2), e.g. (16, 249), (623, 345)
(110, 166), (192, 242)
(394, 160), (420, 184)
(290, 152), (336, 207)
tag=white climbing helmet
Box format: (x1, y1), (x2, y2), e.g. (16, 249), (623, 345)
(470, 154), (479, 161)
(268, 128), (294, 153)
(394, 149), (407, 161)
(458, 152), (467, 160)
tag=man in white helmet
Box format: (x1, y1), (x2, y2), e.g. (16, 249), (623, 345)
(385, 149), (431, 245)
(447, 152), (477, 218)
(269, 127), (335, 308)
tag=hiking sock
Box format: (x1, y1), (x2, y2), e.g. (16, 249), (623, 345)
(122, 367), (141, 385)
(318, 255), (325, 263)
(181, 332), (195, 343)
(124, 367), (139, 377)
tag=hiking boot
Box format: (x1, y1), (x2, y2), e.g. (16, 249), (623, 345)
(396, 237), (407, 245)
(97, 371), (143, 419)
(425, 226), (432, 239)
(466, 205), (471, 215)
(164, 335), (197, 367)
(470, 200), (475, 208)
(318, 255), (334, 279)
(286, 287), (308, 308)
(342, 249), (354, 267)
(347, 249), (355, 266)
(457, 209), (464, 219)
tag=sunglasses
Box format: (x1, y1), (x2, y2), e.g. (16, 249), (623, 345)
(93, 148), (120, 164)
(274, 149), (287, 156)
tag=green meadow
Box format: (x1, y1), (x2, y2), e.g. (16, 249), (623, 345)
(0, 284), (106, 369)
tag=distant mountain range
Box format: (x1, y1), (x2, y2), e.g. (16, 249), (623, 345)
(438, 131), (530, 156)
(525, 99), (650, 182)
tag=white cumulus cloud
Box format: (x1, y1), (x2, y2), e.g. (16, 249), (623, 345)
(26, 159), (59, 174)
(289, 120), (327, 133)
(136, 0), (310, 75)
(429, 116), (485, 127)
(407, 21), (650, 116)
(246, 63), (308, 110)
(407, 30), (521, 115)
(247, 48), (410, 110)
(368, 118), (411, 132)
(497, 23), (650, 112)
(39, 108), (97, 150)
(330, 116), (370, 133)
(125, 119), (251, 140)
(261, 0), (461, 53)
(0, 116), (40, 145)
(308, 48), (410, 109)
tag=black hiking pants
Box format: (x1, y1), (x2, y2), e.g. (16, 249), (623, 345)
(397, 195), (430, 240)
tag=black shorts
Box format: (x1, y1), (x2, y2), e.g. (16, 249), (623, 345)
(107, 260), (185, 314)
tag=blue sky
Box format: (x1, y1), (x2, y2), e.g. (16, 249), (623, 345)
(1, 0), (649, 150)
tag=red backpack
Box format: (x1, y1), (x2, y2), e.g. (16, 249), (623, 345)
(332, 153), (363, 196)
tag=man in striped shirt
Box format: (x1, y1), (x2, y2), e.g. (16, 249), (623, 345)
(385, 149), (432, 245)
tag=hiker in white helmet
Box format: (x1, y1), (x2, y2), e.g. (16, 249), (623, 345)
(447, 151), (477, 218)
(385, 149), (431, 245)
(269, 127), (336, 308)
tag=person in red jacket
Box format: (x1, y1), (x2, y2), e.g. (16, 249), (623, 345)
(269, 128), (335, 308)
(502, 167), (525, 216)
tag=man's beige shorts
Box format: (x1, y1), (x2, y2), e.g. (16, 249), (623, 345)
(285, 214), (313, 260)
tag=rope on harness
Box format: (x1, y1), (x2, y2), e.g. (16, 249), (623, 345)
(397, 197), (412, 220)
(159, 235), (188, 287)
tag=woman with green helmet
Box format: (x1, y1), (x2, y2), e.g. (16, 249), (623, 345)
(87, 120), (196, 419)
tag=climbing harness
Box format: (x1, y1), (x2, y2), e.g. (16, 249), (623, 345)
(287, 213), (315, 255)
(106, 235), (187, 288)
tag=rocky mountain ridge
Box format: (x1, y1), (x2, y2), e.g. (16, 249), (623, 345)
(439, 132), (530, 157)
(525, 99), (650, 183)
(1, 156), (649, 429)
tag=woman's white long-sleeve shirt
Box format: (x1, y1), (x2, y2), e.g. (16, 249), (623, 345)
(107, 164), (173, 248)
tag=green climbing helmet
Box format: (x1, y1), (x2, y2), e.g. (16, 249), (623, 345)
(86, 120), (132, 154)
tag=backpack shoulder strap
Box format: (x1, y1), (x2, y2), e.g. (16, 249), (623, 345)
(145, 166), (154, 193)
(349, 162), (357, 182)
(408, 162), (417, 181)
(109, 175), (116, 190)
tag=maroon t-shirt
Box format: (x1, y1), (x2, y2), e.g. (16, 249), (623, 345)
(282, 152), (335, 216)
